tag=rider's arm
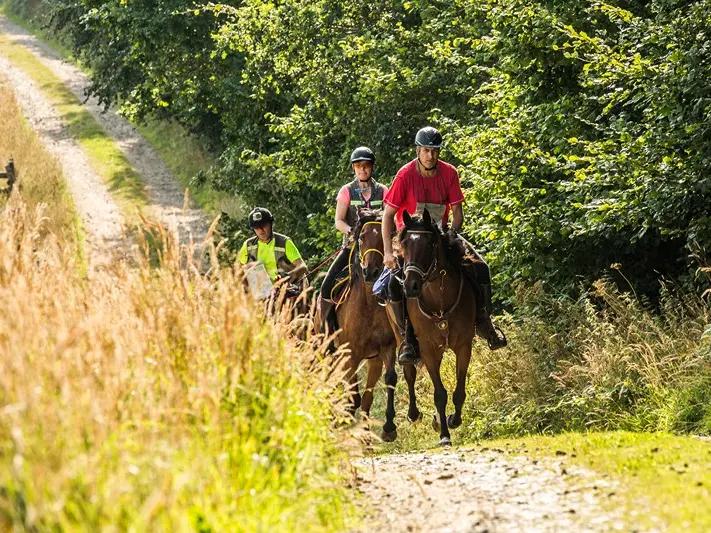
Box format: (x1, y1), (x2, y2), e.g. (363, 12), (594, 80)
(451, 203), (464, 232)
(238, 241), (249, 265)
(284, 240), (308, 283)
(382, 203), (398, 269)
(288, 258), (308, 283)
(334, 200), (352, 235)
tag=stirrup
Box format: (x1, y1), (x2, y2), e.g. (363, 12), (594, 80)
(487, 325), (508, 350)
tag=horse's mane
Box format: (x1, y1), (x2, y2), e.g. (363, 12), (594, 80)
(353, 208), (383, 237)
(398, 214), (466, 269)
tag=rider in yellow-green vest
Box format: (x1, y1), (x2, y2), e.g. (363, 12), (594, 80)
(238, 207), (307, 283)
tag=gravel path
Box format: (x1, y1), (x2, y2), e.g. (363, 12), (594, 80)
(0, 51), (124, 263)
(0, 15), (211, 250)
(354, 447), (630, 533)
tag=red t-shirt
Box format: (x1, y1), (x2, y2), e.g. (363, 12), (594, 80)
(384, 159), (465, 229)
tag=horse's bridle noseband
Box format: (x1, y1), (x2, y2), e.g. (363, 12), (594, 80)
(358, 220), (384, 269)
(402, 230), (439, 282)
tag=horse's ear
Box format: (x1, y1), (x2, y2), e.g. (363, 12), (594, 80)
(357, 206), (366, 218)
(423, 208), (432, 227)
(403, 210), (412, 226)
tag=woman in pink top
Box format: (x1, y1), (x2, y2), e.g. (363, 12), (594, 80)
(319, 147), (388, 345)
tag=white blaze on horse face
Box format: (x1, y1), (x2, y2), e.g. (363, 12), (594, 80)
(408, 234), (421, 242)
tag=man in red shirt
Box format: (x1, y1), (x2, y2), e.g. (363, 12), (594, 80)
(383, 127), (507, 364)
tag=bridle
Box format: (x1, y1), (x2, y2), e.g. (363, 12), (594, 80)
(358, 220), (384, 269)
(402, 230), (439, 282)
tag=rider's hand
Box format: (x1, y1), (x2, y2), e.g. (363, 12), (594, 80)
(384, 251), (397, 271)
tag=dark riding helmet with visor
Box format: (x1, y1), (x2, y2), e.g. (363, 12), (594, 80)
(248, 206), (274, 229)
(414, 126), (443, 149)
(350, 146), (376, 164)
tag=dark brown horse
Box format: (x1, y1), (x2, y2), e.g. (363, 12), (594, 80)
(397, 209), (477, 446)
(316, 209), (399, 440)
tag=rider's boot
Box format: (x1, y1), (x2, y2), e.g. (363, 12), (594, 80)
(476, 283), (507, 350)
(320, 298), (339, 352)
(389, 299), (420, 365)
(461, 264), (507, 350)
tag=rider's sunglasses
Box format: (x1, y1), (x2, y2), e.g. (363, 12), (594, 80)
(352, 161), (373, 170)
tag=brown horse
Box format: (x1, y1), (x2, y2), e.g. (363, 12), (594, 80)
(397, 209), (477, 446)
(317, 209), (399, 441)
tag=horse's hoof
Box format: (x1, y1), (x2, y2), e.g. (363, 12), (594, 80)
(432, 415), (440, 433)
(381, 428), (398, 442)
(408, 410), (421, 424)
(447, 414), (461, 429)
(439, 437), (452, 447)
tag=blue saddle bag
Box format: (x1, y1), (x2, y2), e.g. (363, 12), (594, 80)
(372, 267), (393, 300)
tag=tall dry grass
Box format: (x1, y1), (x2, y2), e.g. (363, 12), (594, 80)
(0, 82), (79, 244)
(0, 198), (356, 531)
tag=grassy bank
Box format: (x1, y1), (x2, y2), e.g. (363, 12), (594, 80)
(373, 279), (711, 453)
(135, 119), (243, 217)
(0, 200), (356, 531)
(0, 2), (242, 220)
(0, 31), (150, 221)
(0, 82), (80, 246)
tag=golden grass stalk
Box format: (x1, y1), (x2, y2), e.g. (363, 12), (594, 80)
(0, 198), (357, 531)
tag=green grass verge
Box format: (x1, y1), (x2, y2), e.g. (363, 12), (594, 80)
(134, 119), (242, 217)
(1, 2), (243, 220)
(481, 431), (711, 531)
(0, 33), (149, 222)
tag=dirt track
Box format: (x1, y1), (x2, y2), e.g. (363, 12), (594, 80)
(353, 447), (630, 533)
(0, 32), (125, 262)
(0, 15), (211, 258)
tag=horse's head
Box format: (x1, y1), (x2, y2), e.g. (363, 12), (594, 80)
(399, 209), (440, 298)
(355, 208), (384, 283)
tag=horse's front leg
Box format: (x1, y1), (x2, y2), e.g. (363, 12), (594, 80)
(345, 358), (361, 417)
(360, 356), (383, 418)
(382, 349), (398, 442)
(422, 354), (451, 446)
(402, 363), (420, 423)
(448, 342), (472, 429)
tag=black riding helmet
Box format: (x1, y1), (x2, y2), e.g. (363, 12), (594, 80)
(414, 126), (443, 149)
(248, 206), (274, 229)
(350, 146), (376, 164)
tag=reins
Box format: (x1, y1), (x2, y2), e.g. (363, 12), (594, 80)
(332, 219), (383, 306)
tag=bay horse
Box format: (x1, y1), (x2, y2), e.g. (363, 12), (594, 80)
(397, 209), (477, 446)
(316, 209), (399, 441)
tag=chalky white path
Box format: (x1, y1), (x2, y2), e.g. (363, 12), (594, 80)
(0, 15), (211, 251)
(0, 48), (125, 261)
(354, 448), (634, 533)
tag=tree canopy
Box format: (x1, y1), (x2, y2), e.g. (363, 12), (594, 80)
(39, 0), (711, 302)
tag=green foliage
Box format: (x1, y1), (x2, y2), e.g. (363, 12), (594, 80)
(375, 280), (711, 452)
(15, 0), (711, 297)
